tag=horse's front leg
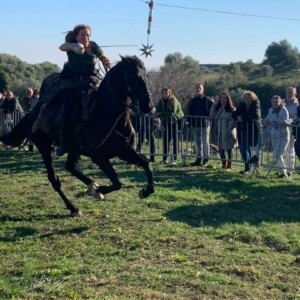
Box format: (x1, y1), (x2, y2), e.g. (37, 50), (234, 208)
(119, 147), (155, 199)
(91, 156), (123, 195)
(65, 153), (104, 200)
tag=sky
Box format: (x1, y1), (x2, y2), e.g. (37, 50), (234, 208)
(2, 0), (300, 71)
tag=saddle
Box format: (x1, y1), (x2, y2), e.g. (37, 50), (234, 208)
(32, 72), (100, 137)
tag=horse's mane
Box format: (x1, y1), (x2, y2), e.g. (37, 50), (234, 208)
(84, 56), (147, 146)
(93, 55), (145, 111)
(98, 55), (145, 90)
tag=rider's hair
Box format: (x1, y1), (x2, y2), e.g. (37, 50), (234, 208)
(64, 24), (92, 43)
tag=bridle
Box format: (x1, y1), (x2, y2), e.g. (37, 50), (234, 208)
(88, 110), (133, 149)
(87, 68), (137, 149)
(85, 59), (150, 149)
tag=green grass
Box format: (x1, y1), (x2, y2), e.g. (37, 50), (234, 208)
(0, 150), (300, 299)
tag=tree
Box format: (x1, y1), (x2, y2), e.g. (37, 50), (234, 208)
(148, 52), (202, 111)
(260, 65), (273, 77)
(0, 53), (60, 97)
(263, 40), (300, 70)
(0, 71), (9, 91)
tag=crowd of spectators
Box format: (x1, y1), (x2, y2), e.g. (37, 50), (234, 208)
(133, 84), (299, 179)
(0, 87), (40, 151)
(1, 84), (299, 178)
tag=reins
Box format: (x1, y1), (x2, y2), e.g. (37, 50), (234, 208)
(87, 110), (134, 149)
(84, 58), (141, 150)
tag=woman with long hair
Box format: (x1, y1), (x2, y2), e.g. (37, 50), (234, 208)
(232, 91), (261, 174)
(155, 88), (184, 165)
(210, 91), (237, 170)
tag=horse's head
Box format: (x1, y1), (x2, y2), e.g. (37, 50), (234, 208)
(102, 55), (153, 114)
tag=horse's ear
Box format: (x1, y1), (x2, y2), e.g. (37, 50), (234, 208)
(119, 55), (132, 65)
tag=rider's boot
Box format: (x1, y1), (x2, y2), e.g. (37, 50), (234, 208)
(56, 118), (72, 156)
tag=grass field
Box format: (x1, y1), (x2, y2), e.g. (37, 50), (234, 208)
(0, 149), (299, 299)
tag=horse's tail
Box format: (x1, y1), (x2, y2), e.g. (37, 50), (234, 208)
(0, 102), (42, 147)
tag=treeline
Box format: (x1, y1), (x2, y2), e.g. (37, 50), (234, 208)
(148, 39), (300, 116)
(1, 39), (300, 116)
(0, 53), (60, 98)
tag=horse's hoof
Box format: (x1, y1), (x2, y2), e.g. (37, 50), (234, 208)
(139, 189), (145, 199)
(139, 186), (155, 199)
(86, 183), (105, 200)
(71, 210), (82, 218)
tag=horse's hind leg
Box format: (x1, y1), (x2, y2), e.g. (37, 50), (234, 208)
(65, 153), (104, 200)
(34, 139), (81, 217)
(119, 147), (155, 198)
(91, 156), (123, 195)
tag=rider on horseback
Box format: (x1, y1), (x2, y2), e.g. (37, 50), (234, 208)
(56, 24), (112, 156)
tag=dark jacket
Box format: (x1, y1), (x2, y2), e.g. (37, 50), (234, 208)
(1, 98), (24, 115)
(232, 99), (261, 146)
(1, 98), (18, 113)
(20, 96), (32, 113)
(293, 106), (300, 160)
(187, 95), (214, 127)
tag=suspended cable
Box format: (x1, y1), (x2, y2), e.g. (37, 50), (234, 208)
(139, 0), (300, 22)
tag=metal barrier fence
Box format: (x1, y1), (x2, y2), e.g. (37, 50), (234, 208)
(0, 111), (24, 133)
(132, 114), (300, 176)
(1, 112), (299, 176)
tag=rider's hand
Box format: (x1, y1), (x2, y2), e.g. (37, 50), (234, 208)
(100, 54), (112, 69)
(72, 43), (85, 55)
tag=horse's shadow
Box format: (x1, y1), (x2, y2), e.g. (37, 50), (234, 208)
(0, 214), (69, 223)
(0, 224), (89, 242)
(0, 226), (38, 242)
(39, 226), (89, 238)
(150, 167), (300, 227)
(165, 194), (300, 227)
(0, 151), (67, 173)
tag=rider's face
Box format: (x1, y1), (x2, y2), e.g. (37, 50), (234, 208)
(76, 29), (91, 48)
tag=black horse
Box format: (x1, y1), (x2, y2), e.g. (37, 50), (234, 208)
(0, 56), (155, 217)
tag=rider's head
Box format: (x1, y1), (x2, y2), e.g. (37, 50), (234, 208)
(65, 24), (91, 45)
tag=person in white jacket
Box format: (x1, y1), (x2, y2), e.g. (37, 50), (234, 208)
(249, 95), (290, 178)
(282, 87), (298, 177)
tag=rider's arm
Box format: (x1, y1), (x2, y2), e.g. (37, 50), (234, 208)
(59, 43), (73, 51)
(99, 53), (112, 69)
(59, 43), (84, 54)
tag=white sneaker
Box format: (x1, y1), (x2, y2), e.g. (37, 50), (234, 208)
(170, 161), (177, 166)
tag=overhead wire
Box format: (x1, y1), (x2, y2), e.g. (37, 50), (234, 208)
(139, 0), (300, 22)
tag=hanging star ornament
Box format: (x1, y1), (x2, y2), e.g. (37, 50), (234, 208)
(140, 43), (154, 57)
